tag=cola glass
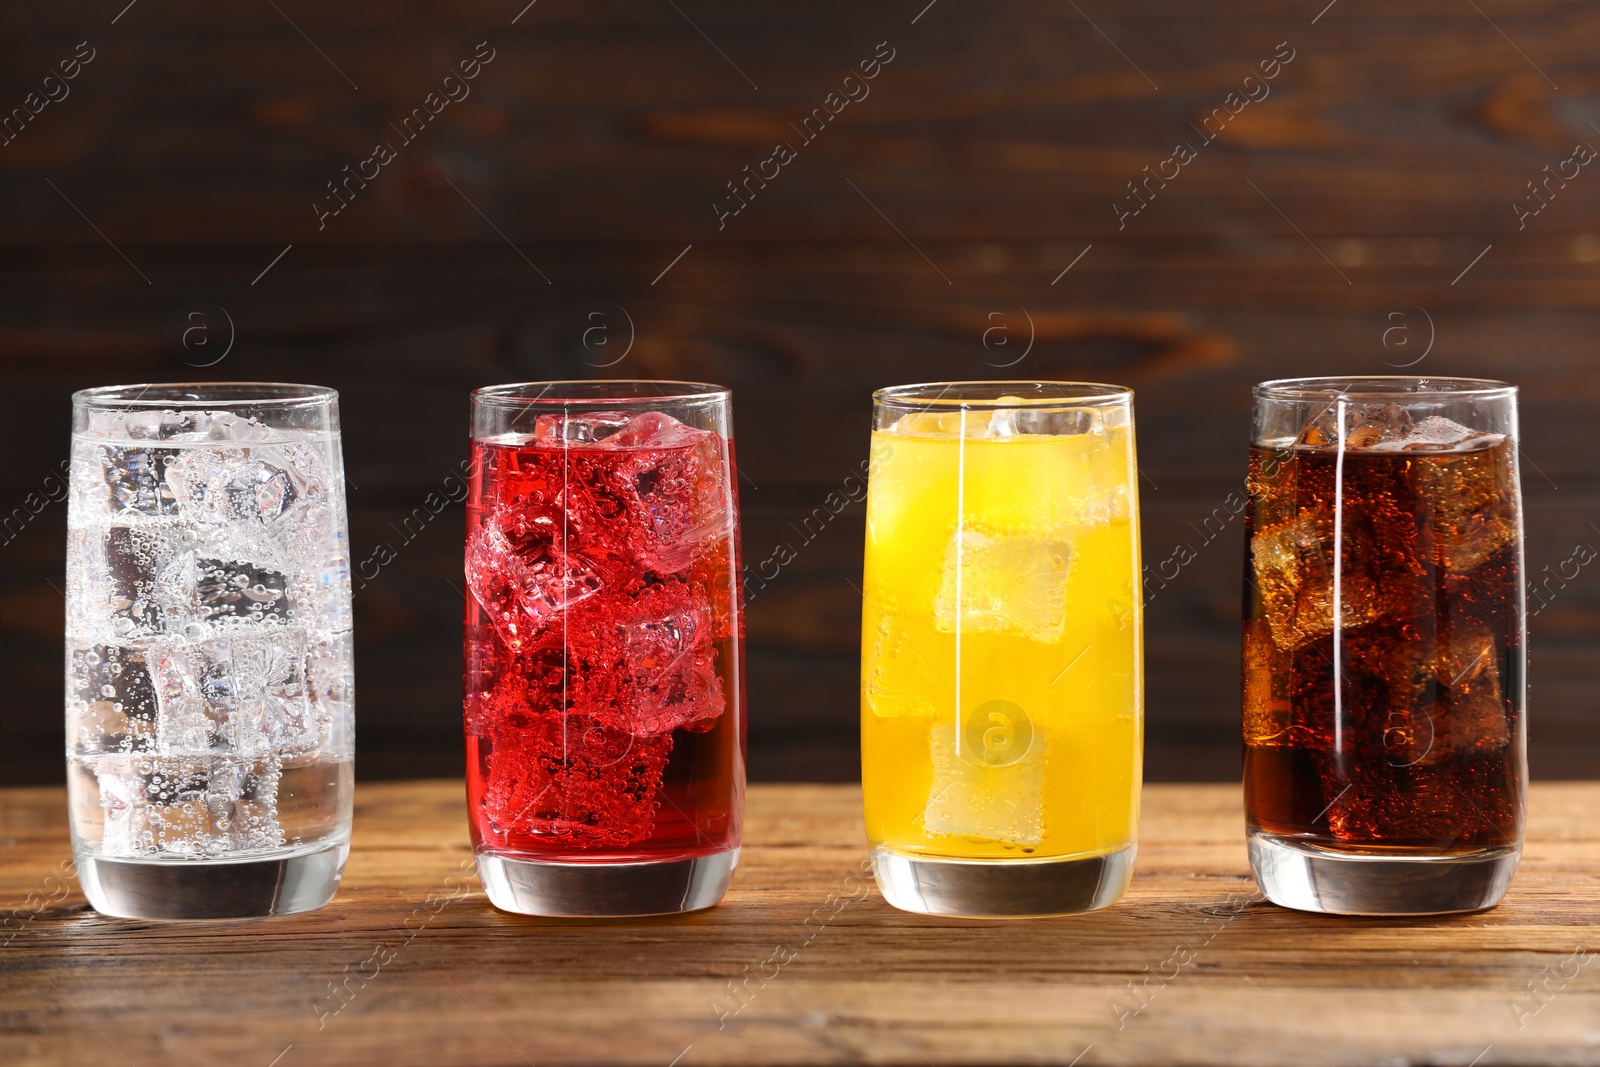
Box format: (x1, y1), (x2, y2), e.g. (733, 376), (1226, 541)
(463, 381), (745, 916)
(67, 384), (354, 919)
(1243, 377), (1526, 914)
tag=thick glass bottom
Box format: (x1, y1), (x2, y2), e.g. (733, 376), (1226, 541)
(475, 847), (738, 917)
(869, 843), (1136, 918)
(75, 840), (349, 920)
(1249, 831), (1520, 915)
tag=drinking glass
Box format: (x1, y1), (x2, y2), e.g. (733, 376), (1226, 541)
(464, 381), (745, 916)
(861, 382), (1143, 917)
(66, 383), (354, 919)
(1243, 376), (1526, 914)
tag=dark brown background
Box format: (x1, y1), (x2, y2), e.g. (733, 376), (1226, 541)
(2, 1), (1597, 785)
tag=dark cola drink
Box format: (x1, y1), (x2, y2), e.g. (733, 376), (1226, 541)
(1242, 380), (1526, 915)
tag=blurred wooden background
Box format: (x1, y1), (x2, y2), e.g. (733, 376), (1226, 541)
(2, 1), (1597, 784)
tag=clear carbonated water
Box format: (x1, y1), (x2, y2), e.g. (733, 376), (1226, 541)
(66, 408), (354, 891)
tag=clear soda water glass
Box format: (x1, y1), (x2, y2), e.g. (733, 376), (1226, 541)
(66, 383), (354, 919)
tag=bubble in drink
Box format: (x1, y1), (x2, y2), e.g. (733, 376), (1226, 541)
(66, 409), (353, 862)
(1243, 413), (1522, 850)
(463, 410), (742, 858)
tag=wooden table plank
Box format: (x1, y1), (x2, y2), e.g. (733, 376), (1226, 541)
(3, 783), (1598, 1066)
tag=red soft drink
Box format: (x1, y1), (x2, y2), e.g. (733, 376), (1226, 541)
(464, 385), (745, 914)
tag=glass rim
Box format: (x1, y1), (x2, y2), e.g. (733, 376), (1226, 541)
(872, 380), (1133, 410)
(72, 382), (338, 410)
(1253, 375), (1516, 402)
(472, 380), (730, 407)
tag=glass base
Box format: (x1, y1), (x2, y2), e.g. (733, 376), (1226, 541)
(1249, 831), (1520, 915)
(75, 840), (349, 920)
(869, 843), (1136, 918)
(475, 847), (738, 917)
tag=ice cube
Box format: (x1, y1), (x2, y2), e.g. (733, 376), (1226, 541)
(533, 411), (635, 444)
(306, 632), (354, 756)
(1437, 619), (1501, 694)
(1372, 415), (1498, 453)
(605, 413), (729, 573)
(466, 508), (605, 650)
(614, 586), (725, 736)
(890, 409), (1017, 438)
(934, 530), (1072, 642)
(194, 555), (292, 625)
(1296, 402), (1413, 449)
(152, 641), (227, 753)
(1249, 512), (1420, 650)
(231, 633), (318, 754)
(1241, 622), (1294, 746)
(863, 611), (944, 720)
(73, 523), (196, 639)
(607, 410), (702, 449)
(95, 754), (284, 857)
(195, 411), (276, 443)
(1409, 444), (1517, 572)
(225, 460), (296, 523)
(986, 406), (1098, 439)
(1360, 617), (1507, 764)
(889, 410), (978, 437)
(89, 443), (181, 517)
(922, 720), (1044, 847)
(166, 448), (303, 528)
(1436, 682), (1512, 756)
(481, 712), (671, 847)
(153, 631), (315, 756)
(68, 645), (159, 754)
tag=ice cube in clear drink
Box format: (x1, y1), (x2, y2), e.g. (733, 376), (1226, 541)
(75, 523), (196, 639)
(95, 754), (284, 857)
(153, 632), (316, 756)
(68, 644), (159, 755)
(97, 443), (181, 517)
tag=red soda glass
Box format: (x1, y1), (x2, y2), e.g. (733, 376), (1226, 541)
(464, 381), (745, 915)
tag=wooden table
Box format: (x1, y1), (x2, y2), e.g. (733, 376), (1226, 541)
(3, 782), (1597, 1066)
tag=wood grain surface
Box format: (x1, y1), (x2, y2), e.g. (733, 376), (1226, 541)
(3, 781), (1598, 1066)
(3, 1), (1599, 783)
